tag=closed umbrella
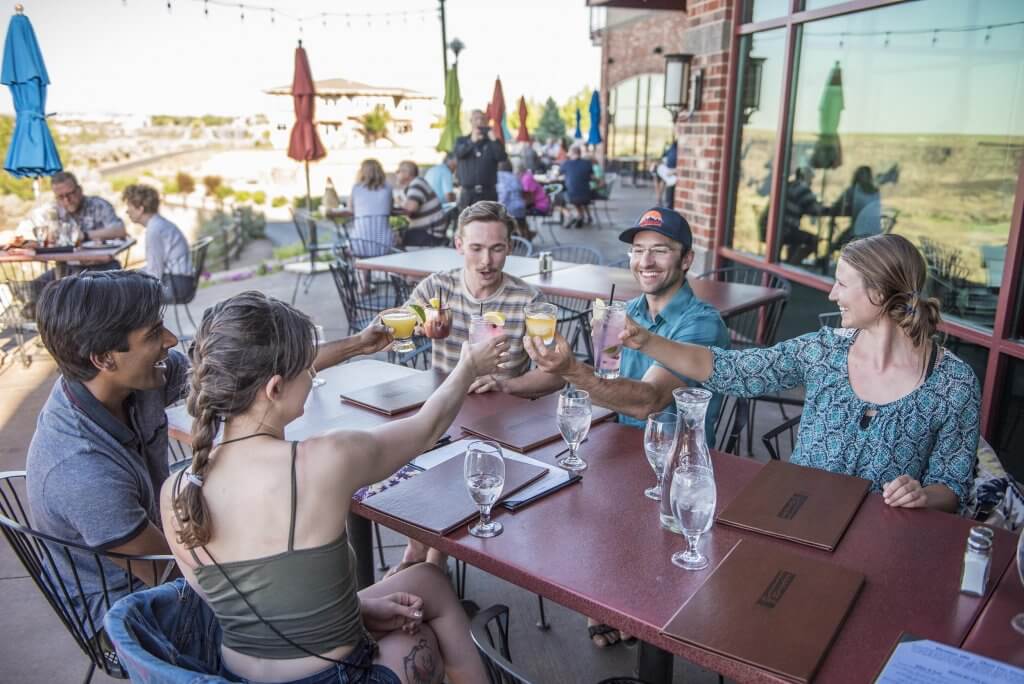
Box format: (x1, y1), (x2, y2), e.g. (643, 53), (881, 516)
(586, 90), (602, 145)
(573, 107), (583, 140)
(2, 8), (61, 185)
(515, 96), (530, 143)
(437, 64), (462, 152)
(488, 77), (506, 145)
(286, 40), (326, 226)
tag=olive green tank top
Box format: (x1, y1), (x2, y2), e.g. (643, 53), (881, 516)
(178, 440), (366, 659)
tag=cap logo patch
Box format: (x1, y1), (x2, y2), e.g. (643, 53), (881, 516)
(638, 210), (663, 227)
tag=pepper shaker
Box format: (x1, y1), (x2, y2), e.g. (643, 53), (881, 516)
(960, 525), (994, 597)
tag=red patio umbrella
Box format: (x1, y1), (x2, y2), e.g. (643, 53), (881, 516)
(488, 77), (506, 144)
(515, 96), (530, 143)
(287, 41), (326, 217)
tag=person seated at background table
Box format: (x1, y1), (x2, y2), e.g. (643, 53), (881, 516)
(122, 184), (193, 304)
(163, 291), (500, 684)
(423, 152), (457, 204)
(349, 158), (396, 258)
(588, 149), (608, 200)
(618, 233), (979, 513)
(34, 170), (128, 243)
(560, 145), (594, 228)
(24, 271), (397, 663)
(830, 165), (882, 251)
(773, 166), (829, 265)
(396, 202), (566, 575)
(521, 165), (551, 217)
(496, 159), (533, 240)
(394, 160), (447, 248)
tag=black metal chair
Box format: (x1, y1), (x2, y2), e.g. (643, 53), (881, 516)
(328, 258), (406, 336)
(285, 210), (342, 304)
(548, 244), (604, 266)
(510, 236), (534, 257)
(166, 236), (214, 344)
(0, 471), (175, 683)
(713, 394), (749, 456)
(762, 413), (802, 461)
(543, 245), (605, 364)
(471, 604), (651, 684)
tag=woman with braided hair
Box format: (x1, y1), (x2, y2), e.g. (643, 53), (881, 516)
(160, 291), (504, 684)
(616, 234), (981, 513)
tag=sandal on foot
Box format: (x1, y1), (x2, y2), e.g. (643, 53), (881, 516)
(588, 623), (622, 648)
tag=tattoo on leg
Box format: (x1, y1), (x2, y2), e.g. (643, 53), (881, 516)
(402, 638), (437, 684)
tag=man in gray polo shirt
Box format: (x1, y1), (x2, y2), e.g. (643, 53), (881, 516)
(25, 270), (394, 644)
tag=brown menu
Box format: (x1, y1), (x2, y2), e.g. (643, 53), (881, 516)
(460, 392), (614, 452)
(662, 539), (865, 684)
(360, 454), (547, 535)
(716, 459), (870, 551)
(340, 369), (447, 415)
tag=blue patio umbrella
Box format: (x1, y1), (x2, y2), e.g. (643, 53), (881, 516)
(587, 90), (602, 145)
(2, 10), (61, 179)
(573, 107), (582, 140)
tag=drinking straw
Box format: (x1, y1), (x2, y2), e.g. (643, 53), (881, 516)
(608, 284), (616, 304)
(479, 302), (484, 315)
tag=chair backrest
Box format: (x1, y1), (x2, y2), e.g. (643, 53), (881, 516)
(606, 256), (631, 269)
(762, 414), (802, 461)
(470, 604), (536, 684)
(189, 236), (214, 285)
(818, 312), (842, 328)
(852, 200), (882, 238)
(548, 244), (604, 266)
(328, 259), (406, 336)
(0, 470), (174, 680)
(510, 236), (534, 257)
(698, 267), (791, 348)
(713, 395), (749, 455)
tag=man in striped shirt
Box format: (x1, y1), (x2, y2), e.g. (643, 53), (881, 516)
(396, 161), (448, 247)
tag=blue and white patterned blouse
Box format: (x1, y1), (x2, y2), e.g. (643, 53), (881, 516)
(704, 327), (980, 505)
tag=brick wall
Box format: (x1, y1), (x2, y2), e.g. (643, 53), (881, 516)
(600, 10), (690, 90)
(672, 0), (734, 274)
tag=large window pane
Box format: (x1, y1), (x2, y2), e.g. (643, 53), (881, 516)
(608, 74), (674, 166)
(745, 0), (790, 24)
(781, 0), (1024, 330)
(725, 29), (787, 257)
(993, 355), (1024, 480)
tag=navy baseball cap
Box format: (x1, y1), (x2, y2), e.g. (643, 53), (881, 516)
(618, 207), (693, 251)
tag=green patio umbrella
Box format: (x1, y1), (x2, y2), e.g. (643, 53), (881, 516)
(437, 64), (462, 152)
(810, 61), (843, 171)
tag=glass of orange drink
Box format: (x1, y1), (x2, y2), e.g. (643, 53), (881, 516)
(381, 308), (419, 353)
(525, 302), (557, 345)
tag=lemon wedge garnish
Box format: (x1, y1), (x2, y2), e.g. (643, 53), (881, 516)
(429, 297), (441, 309)
(482, 311), (506, 326)
(407, 304), (426, 323)
(592, 297), (607, 321)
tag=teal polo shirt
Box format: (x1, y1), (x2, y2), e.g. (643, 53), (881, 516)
(619, 281), (731, 433)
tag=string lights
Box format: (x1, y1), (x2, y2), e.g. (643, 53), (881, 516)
(131, 0), (438, 29)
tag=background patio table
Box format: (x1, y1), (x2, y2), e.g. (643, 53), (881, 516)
(0, 237), (136, 266)
(355, 246), (575, 279)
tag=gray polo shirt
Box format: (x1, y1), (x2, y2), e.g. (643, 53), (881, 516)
(25, 350), (188, 635)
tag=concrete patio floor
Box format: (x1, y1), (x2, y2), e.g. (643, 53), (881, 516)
(0, 182), (783, 683)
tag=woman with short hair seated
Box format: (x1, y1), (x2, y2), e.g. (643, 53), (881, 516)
(619, 234), (979, 512)
(161, 291), (503, 683)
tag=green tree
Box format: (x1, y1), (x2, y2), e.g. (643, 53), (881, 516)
(559, 87), (593, 138)
(354, 105), (392, 146)
(534, 98), (567, 143)
(176, 171), (195, 195)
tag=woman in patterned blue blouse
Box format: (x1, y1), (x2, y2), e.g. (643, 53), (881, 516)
(620, 234), (980, 513)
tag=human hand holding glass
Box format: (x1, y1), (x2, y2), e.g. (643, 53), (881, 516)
(670, 464), (716, 571)
(464, 440), (505, 538)
(556, 388), (591, 473)
(643, 410), (678, 500)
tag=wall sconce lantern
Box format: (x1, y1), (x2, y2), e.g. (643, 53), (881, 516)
(742, 56), (766, 124)
(664, 53), (703, 121)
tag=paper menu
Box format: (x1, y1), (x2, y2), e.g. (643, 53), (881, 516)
(875, 638), (1024, 683)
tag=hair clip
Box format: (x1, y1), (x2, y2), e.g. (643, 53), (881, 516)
(185, 469), (204, 488)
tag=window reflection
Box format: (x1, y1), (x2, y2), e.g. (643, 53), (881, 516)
(726, 29), (786, 257)
(782, 0), (1024, 330)
(745, 0), (790, 24)
(993, 356), (1024, 480)
(607, 74), (673, 167)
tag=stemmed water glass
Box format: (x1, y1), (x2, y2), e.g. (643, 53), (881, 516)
(311, 325), (326, 388)
(670, 464), (717, 570)
(643, 410), (678, 500)
(556, 388), (591, 473)
(464, 441), (505, 538)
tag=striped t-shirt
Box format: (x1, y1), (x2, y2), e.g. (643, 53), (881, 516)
(407, 268), (544, 375)
(403, 177), (447, 239)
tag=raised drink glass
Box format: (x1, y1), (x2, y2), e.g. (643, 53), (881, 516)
(380, 308), (418, 353)
(423, 306), (452, 339)
(592, 300), (627, 379)
(469, 313), (505, 344)
(670, 464), (716, 570)
(525, 302), (557, 345)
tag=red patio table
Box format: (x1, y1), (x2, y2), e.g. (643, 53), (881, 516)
(354, 246), (575, 280)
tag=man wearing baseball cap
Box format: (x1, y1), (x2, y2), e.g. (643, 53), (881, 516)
(526, 206), (729, 434)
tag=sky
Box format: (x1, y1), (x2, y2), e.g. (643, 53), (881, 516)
(2, 0), (601, 117)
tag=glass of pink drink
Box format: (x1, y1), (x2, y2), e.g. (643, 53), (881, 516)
(591, 300), (627, 379)
(469, 313), (506, 344)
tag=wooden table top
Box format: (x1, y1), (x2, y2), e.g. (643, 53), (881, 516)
(523, 264), (787, 319)
(0, 238), (135, 265)
(354, 247), (575, 280)
(960, 553), (1024, 668)
(352, 421), (1017, 684)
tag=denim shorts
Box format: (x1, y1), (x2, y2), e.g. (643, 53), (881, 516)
(224, 638), (401, 684)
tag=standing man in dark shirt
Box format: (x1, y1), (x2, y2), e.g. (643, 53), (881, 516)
(454, 109), (508, 209)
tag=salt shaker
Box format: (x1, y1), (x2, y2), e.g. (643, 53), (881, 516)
(538, 251), (553, 275)
(960, 525), (994, 597)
